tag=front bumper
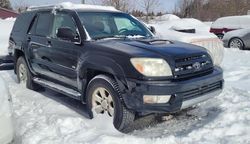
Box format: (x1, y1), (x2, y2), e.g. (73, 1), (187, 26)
(122, 67), (223, 114)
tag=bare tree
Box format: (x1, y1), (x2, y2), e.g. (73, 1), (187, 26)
(12, 0), (29, 12)
(174, 0), (250, 21)
(0, 0), (12, 9)
(101, 0), (130, 12)
(140, 0), (161, 22)
(87, 0), (100, 5)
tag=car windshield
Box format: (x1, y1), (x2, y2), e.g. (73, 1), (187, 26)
(78, 12), (153, 40)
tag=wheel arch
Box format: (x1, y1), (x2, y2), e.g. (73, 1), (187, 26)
(78, 55), (128, 102)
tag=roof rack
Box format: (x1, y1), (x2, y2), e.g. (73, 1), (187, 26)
(27, 5), (63, 11)
(27, 2), (119, 12)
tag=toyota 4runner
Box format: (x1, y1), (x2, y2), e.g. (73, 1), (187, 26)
(9, 2), (224, 133)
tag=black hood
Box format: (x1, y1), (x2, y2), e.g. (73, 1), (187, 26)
(95, 38), (208, 59)
(125, 39), (207, 57)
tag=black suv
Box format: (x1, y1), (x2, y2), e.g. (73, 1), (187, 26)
(9, 3), (223, 133)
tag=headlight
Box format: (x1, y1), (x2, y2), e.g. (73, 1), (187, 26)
(130, 58), (172, 77)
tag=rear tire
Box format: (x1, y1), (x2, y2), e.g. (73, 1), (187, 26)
(86, 75), (136, 133)
(16, 56), (43, 91)
(229, 38), (245, 50)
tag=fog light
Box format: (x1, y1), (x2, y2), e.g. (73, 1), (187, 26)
(143, 95), (171, 104)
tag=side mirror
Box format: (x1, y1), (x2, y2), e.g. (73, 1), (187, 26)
(57, 27), (79, 42)
(149, 26), (156, 34)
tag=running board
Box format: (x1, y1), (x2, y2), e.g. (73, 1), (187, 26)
(33, 78), (82, 100)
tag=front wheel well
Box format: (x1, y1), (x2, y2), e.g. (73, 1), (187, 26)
(82, 69), (116, 102)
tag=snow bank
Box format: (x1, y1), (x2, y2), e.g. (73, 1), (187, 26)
(150, 18), (215, 42)
(154, 14), (180, 21)
(0, 18), (15, 56)
(0, 75), (14, 144)
(203, 21), (213, 27)
(0, 76), (11, 115)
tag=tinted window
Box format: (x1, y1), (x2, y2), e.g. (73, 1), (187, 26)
(28, 16), (38, 34)
(35, 13), (53, 37)
(52, 13), (78, 38)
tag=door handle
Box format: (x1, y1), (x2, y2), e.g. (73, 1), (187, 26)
(27, 37), (31, 42)
(47, 41), (52, 47)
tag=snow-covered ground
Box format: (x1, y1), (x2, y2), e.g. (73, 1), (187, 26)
(0, 18), (15, 56)
(1, 17), (250, 144)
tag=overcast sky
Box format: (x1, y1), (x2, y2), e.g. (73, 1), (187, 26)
(10, 0), (179, 12)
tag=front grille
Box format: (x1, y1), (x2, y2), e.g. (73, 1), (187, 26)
(174, 54), (214, 80)
(181, 81), (223, 101)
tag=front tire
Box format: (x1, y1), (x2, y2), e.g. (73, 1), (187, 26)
(86, 75), (136, 133)
(229, 38), (245, 50)
(16, 56), (43, 90)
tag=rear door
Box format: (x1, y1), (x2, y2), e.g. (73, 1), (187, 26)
(27, 11), (54, 77)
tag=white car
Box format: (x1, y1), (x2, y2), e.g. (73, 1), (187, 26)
(149, 14), (224, 66)
(0, 76), (14, 144)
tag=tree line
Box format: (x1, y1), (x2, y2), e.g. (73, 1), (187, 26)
(2, 0), (250, 21)
(174, 0), (250, 21)
(0, 0), (162, 22)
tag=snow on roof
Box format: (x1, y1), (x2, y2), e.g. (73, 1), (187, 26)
(212, 15), (250, 29)
(217, 15), (250, 20)
(28, 2), (119, 12)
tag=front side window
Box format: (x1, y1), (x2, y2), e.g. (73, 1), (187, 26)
(52, 13), (78, 38)
(35, 13), (53, 37)
(78, 12), (152, 40)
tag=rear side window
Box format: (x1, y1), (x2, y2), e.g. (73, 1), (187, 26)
(35, 13), (53, 37)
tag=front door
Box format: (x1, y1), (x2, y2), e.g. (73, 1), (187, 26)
(49, 11), (82, 88)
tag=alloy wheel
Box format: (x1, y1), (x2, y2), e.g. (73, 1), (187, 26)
(18, 63), (27, 85)
(92, 87), (114, 117)
(230, 38), (244, 49)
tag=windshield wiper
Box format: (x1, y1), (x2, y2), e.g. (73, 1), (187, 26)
(94, 35), (127, 40)
(94, 35), (148, 40)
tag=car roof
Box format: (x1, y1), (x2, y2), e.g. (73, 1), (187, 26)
(217, 15), (250, 21)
